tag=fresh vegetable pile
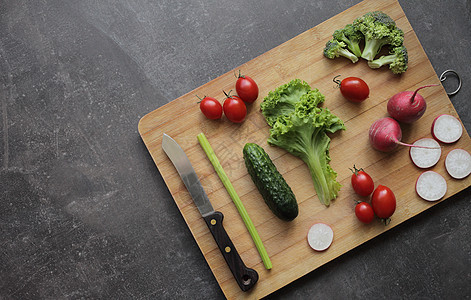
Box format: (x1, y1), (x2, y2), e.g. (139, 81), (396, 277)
(185, 8), (470, 274)
(369, 84), (440, 152)
(260, 79), (345, 206)
(198, 71), (259, 123)
(411, 114), (469, 201)
(367, 78), (468, 201)
(350, 166), (397, 224)
(324, 11), (409, 74)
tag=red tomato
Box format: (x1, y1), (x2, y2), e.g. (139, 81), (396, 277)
(355, 202), (375, 224)
(371, 185), (396, 219)
(350, 165), (374, 197)
(235, 71), (259, 103)
(223, 92), (246, 123)
(334, 75), (369, 103)
(198, 96), (222, 120)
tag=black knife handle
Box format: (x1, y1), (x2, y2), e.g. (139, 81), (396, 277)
(203, 211), (259, 292)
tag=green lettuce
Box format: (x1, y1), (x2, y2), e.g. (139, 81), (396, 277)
(261, 79), (345, 206)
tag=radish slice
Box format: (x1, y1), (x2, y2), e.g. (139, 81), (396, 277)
(416, 171), (447, 201)
(307, 223), (333, 251)
(445, 149), (471, 179)
(432, 114), (463, 143)
(409, 138), (441, 168)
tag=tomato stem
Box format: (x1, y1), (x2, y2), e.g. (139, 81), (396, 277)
(223, 89), (236, 99)
(195, 94), (204, 104)
(333, 75), (342, 88)
(234, 69), (245, 79)
(381, 217), (391, 226)
(349, 164), (363, 176)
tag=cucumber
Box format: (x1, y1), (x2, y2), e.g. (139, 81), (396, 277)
(243, 143), (298, 221)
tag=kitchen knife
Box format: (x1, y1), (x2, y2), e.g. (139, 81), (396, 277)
(162, 133), (259, 292)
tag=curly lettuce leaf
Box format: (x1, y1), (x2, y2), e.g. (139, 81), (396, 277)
(261, 79), (324, 127)
(261, 79), (345, 206)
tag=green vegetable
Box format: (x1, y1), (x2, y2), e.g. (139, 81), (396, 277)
(323, 39), (359, 64)
(323, 11), (408, 74)
(367, 45), (408, 74)
(261, 79), (345, 206)
(243, 143), (298, 221)
(197, 133), (272, 270)
(353, 11), (404, 61)
(332, 23), (364, 57)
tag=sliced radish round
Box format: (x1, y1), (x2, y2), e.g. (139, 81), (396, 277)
(307, 223), (333, 251)
(445, 149), (471, 179)
(409, 138), (441, 168)
(431, 114), (463, 143)
(415, 171), (447, 201)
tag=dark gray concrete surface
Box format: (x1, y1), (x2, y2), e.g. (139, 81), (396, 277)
(1, 0), (470, 299)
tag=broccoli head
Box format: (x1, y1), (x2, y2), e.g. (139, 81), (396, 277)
(353, 11), (404, 61)
(332, 23), (364, 57)
(261, 79), (346, 206)
(387, 27), (405, 47)
(367, 45), (408, 74)
(365, 11), (397, 28)
(323, 39), (359, 63)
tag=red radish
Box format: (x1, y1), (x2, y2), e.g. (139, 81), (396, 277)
(431, 114), (463, 143)
(415, 171), (447, 201)
(369, 117), (439, 152)
(409, 138), (441, 168)
(387, 84), (439, 123)
(307, 223), (333, 251)
(445, 149), (471, 179)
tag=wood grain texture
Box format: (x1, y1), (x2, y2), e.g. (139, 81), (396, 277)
(138, 0), (471, 298)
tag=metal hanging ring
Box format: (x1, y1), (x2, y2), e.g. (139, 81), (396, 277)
(439, 69), (461, 96)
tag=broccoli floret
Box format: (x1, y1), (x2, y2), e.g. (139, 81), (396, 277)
(332, 24), (364, 57)
(261, 79), (345, 206)
(387, 27), (405, 47)
(365, 11), (397, 28)
(323, 39), (359, 63)
(367, 45), (408, 74)
(353, 11), (404, 61)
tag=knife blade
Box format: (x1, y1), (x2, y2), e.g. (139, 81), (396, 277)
(162, 133), (259, 292)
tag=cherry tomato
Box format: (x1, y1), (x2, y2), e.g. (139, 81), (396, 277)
(371, 185), (396, 220)
(198, 96), (223, 120)
(223, 91), (246, 123)
(355, 201), (375, 224)
(334, 75), (369, 103)
(235, 71), (259, 103)
(350, 165), (374, 197)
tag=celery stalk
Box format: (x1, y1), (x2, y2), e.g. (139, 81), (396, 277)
(197, 132), (272, 270)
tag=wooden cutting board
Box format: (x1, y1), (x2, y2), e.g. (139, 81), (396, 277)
(138, 0), (471, 298)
